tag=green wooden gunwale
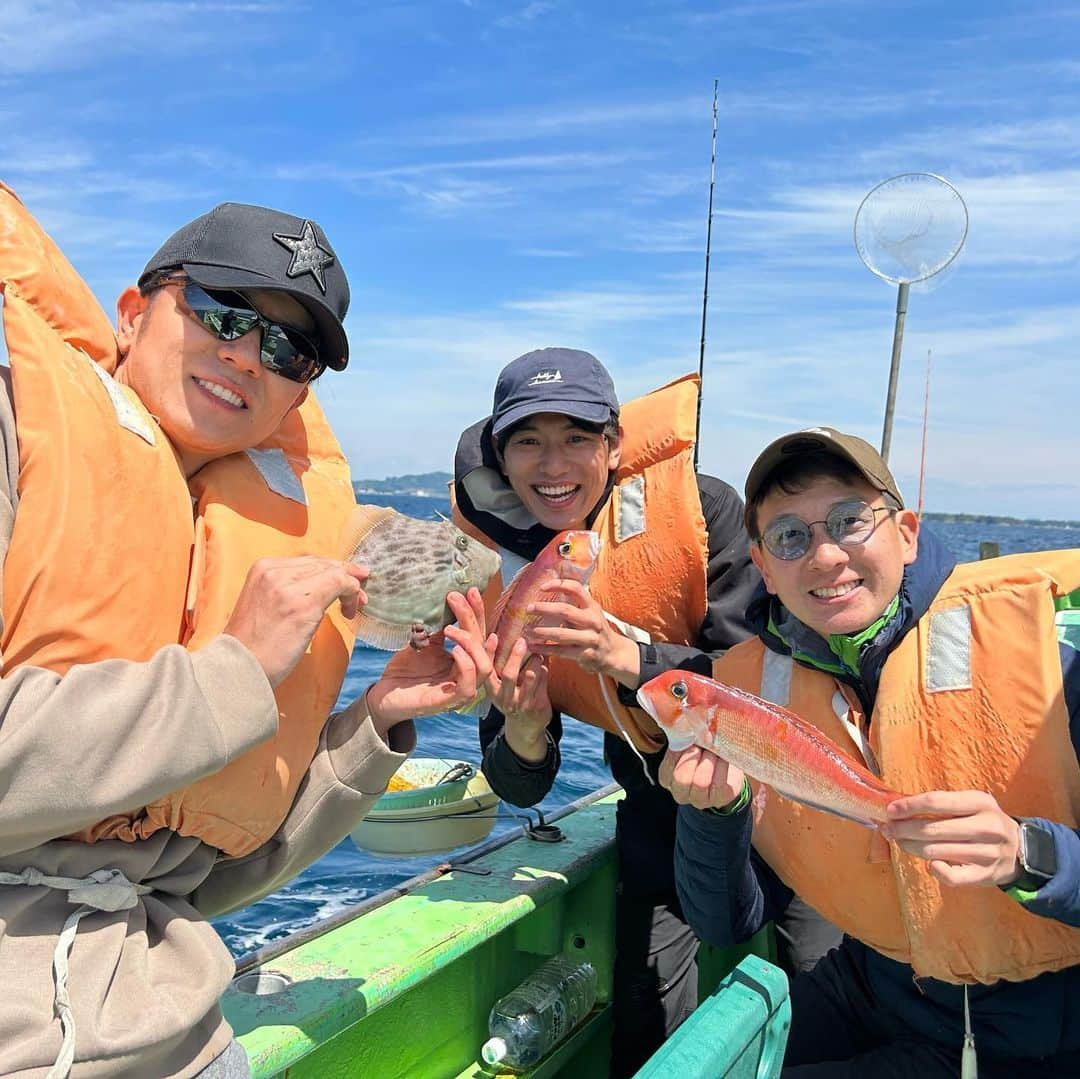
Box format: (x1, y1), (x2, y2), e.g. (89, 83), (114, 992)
(224, 784), (777, 1077)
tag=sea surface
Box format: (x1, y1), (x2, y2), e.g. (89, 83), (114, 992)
(211, 494), (1080, 957)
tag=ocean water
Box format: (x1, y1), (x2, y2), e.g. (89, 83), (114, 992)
(211, 496), (1080, 957)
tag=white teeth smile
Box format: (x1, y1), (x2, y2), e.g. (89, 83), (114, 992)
(194, 377), (245, 408)
(535, 484), (577, 503)
(811, 581), (861, 599)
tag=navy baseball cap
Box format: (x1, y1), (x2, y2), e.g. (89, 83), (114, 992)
(491, 348), (619, 437)
(139, 202), (350, 371)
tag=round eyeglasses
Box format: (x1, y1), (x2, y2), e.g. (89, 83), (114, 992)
(760, 499), (899, 561)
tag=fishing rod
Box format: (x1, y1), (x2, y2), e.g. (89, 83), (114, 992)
(916, 348), (931, 518)
(693, 79), (719, 473)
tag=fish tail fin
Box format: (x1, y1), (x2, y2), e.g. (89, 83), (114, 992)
(339, 504), (395, 562)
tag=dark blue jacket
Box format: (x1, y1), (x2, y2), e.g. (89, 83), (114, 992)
(674, 528), (1080, 1060)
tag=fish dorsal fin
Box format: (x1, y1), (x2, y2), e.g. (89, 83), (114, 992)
(491, 559), (533, 627)
(339, 504), (396, 561)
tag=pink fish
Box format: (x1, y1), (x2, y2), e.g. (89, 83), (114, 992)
(492, 530), (602, 668)
(637, 669), (914, 828)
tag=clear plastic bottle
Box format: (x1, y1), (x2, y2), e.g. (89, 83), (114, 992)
(480, 955), (598, 1072)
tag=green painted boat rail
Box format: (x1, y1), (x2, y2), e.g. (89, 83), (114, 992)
(633, 954), (790, 1078)
(224, 784), (776, 1077)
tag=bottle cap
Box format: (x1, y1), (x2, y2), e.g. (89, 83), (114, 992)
(481, 1036), (508, 1065)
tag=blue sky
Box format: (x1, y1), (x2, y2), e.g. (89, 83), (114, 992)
(4, 1), (1080, 519)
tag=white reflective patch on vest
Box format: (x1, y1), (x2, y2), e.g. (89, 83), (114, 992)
(760, 649), (793, 706)
(926, 606), (972, 692)
(244, 448), (307, 506)
(85, 357), (155, 446)
(833, 688), (879, 773)
(615, 475), (646, 542)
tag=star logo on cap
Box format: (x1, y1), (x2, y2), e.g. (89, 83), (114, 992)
(272, 220), (335, 294)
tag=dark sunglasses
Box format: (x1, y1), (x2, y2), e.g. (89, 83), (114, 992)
(760, 498), (899, 561)
(151, 275), (324, 384)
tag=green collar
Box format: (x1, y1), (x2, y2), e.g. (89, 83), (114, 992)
(826, 594), (900, 675)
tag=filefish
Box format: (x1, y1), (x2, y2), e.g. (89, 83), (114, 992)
(492, 530), (602, 668)
(636, 670), (913, 828)
(340, 506), (501, 651)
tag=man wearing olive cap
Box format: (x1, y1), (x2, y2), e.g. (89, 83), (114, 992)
(665, 426), (1080, 1076)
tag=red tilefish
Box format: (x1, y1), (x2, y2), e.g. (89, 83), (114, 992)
(636, 669), (913, 829)
(492, 530), (602, 669)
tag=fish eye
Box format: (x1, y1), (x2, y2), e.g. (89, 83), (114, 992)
(671, 681), (688, 701)
(558, 541), (571, 556)
(455, 535), (469, 550)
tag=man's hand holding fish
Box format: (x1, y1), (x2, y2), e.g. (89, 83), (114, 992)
(483, 636), (554, 764)
(523, 578), (642, 687)
(882, 790), (1024, 889)
(657, 743), (745, 813)
(366, 588), (496, 727)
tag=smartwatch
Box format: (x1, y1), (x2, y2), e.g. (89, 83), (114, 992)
(1006, 818), (1057, 893)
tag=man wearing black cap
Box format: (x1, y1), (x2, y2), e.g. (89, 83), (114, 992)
(0, 190), (492, 1077)
(665, 427), (1080, 1076)
(451, 349), (838, 1075)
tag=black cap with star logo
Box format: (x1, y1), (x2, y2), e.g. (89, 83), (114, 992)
(139, 202), (350, 370)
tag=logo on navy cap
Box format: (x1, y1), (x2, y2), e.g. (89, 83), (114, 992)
(527, 370), (563, 386)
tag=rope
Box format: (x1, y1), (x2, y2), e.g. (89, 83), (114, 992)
(0, 867), (150, 1078)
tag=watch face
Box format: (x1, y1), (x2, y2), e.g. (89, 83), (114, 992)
(1020, 820), (1058, 881)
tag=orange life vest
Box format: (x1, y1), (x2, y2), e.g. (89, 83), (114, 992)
(714, 549), (1080, 984)
(0, 183), (356, 857)
(453, 374), (709, 753)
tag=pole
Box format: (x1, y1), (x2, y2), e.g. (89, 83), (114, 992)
(879, 280), (909, 463)
(693, 80), (718, 472)
(916, 348), (931, 518)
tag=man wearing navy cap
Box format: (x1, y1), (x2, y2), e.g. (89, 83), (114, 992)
(451, 348), (840, 1075)
(0, 191), (492, 1077)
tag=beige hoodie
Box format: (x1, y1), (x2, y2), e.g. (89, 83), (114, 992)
(0, 370), (415, 1076)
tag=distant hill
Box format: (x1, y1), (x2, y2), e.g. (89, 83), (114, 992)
(353, 471), (452, 496)
(922, 511), (1080, 529)
(346, 480), (1080, 524)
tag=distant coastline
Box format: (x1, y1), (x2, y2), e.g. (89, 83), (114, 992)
(353, 471), (452, 498)
(921, 512), (1079, 530)
(351, 474), (1079, 528)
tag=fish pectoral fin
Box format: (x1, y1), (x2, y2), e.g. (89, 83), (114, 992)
(867, 829), (891, 863)
(339, 504), (395, 562)
(347, 609), (420, 652)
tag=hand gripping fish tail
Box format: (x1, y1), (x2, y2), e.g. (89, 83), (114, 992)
(637, 668), (920, 830)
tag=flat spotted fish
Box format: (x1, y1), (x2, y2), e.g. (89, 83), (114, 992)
(340, 506), (501, 650)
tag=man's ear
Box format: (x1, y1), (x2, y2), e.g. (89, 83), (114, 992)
(749, 542), (778, 595)
(606, 424), (624, 471)
(896, 507), (920, 566)
(115, 287), (148, 358)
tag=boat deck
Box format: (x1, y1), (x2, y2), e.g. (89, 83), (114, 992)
(224, 787), (779, 1076)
